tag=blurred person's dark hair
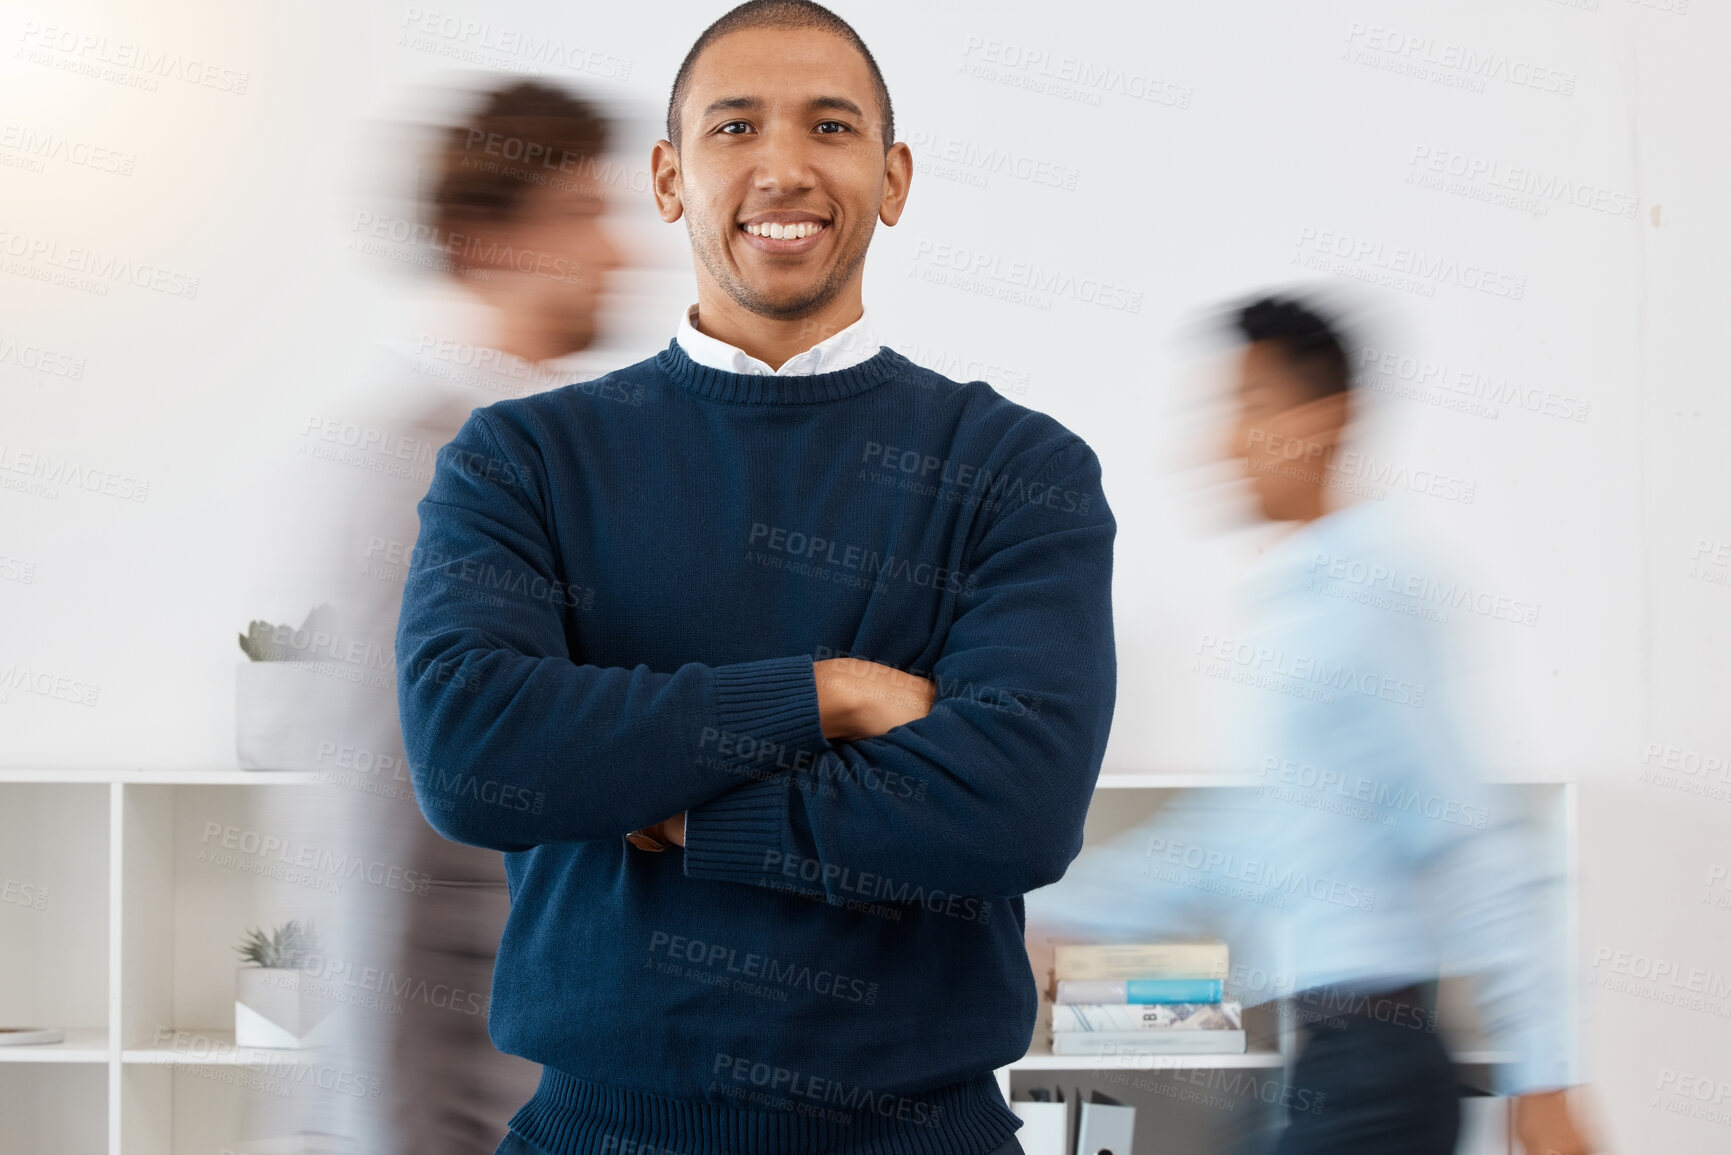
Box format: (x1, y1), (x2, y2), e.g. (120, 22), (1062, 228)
(1230, 295), (1355, 401)
(665, 0), (894, 152)
(424, 78), (609, 275)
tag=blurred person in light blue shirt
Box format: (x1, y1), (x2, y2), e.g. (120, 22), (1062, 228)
(1026, 293), (1596, 1154)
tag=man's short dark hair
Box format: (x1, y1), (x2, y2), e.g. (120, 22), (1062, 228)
(666, 0), (894, 152)
(1231, 294), (1354, 399)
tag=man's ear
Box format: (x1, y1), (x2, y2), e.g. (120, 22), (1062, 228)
(878, 141), (913, 227)
(651, 139), (684, 224)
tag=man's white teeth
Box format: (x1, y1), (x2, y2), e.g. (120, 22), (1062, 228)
(744, 222), (824, 239)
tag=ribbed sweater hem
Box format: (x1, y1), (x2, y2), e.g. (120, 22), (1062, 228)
(506, 1064), (1022, 1155)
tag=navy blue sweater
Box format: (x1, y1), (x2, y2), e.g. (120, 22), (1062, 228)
(395, 340), (1117, 1155)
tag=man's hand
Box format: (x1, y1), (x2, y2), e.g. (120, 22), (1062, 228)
(1514, 1087), (1597, 1154)
(641, 812), (686, 848)
(814, 657), (936, 741)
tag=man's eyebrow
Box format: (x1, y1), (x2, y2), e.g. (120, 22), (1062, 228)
(697, 95), (868, 121)
(810, 96), (866, 119)
(698, 96), (762, 120)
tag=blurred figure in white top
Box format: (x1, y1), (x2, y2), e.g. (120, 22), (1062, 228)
(316, 76), (624, 1155)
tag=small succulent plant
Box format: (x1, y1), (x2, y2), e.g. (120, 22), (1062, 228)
(238, 604), (340, 661)
(234, 920), (322, 970)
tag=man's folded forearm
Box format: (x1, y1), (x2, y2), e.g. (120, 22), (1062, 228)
(397, 643), (830, 851)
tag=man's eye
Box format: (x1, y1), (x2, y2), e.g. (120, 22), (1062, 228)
(719, 121), (752, 134)
(815, 121), (850, 134)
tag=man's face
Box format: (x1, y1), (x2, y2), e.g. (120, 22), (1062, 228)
(658, 26), (909, 321)
(452, 172), (620, 356)
(503, 174), (619, 353)
(1225, 342), (1347, 521)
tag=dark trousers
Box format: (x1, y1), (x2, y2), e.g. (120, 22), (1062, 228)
(1273, 992), (1461, 1155)
(494, 1129), (1026, 1155)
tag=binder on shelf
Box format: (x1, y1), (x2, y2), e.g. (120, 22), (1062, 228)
(1457, 1090), (1511, 1155)
(1074, 1088), (1135, 1155)
(1009, 1084), (1076, 1155)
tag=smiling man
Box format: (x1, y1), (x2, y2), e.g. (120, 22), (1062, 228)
(393, 4), (1117, 1155)
(651, 1), (901, 374)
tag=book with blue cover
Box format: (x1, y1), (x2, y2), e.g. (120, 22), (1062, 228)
(1055, 978), (1225, 1004)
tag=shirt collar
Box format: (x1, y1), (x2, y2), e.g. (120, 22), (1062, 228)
(675, 303), (881, 377)
(1242, 500), (1391, 600)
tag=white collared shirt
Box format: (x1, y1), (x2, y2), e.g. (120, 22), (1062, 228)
(675, 303), (881, 376)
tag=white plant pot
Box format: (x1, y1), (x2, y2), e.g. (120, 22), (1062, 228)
(235, 967), (333, 1049)
(235, 660), (367, 772)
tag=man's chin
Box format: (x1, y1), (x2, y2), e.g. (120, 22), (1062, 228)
(726, 279), (842, 322)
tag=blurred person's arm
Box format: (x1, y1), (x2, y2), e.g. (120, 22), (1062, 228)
(674, 438), (1118, 899)
(1374, 613), (1594, 1150)
(394, 410), (838, 852)
(1405, 737), (1596, 1150)
(1412, 767), (1597, 1151)
(1418, 771), (1571, 1096)
(1370, 635), (1571, 1101)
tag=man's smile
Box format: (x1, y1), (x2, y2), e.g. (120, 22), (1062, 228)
(737, 211), (830, 253)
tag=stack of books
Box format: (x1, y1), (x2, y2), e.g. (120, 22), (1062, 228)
(1047, 940), (1246, 1056)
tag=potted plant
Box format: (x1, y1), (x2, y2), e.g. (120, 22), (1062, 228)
(236, 604), (366, 771)
(233, 920), (331, 1048)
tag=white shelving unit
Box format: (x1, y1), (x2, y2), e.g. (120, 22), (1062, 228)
(0, 768), (329, 1155)
(993, 772), (1578, 1155)
(2, 767), (1573, 1155)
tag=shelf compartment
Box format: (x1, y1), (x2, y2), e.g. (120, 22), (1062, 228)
(0, 1061), (107, 1154)
(0, 782), (109, 1057)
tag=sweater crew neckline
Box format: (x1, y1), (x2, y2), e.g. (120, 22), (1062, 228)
(655, 338), (904, 405)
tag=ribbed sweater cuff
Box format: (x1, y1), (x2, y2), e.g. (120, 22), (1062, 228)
(682, 771), (786, 883)
(709, 653), (830, 774)
(685, 655), (829, 882)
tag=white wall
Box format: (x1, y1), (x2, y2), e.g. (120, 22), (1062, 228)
(2, 0), (1725, 1148)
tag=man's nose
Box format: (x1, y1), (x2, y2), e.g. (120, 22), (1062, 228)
(753, 125), (818, 192)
